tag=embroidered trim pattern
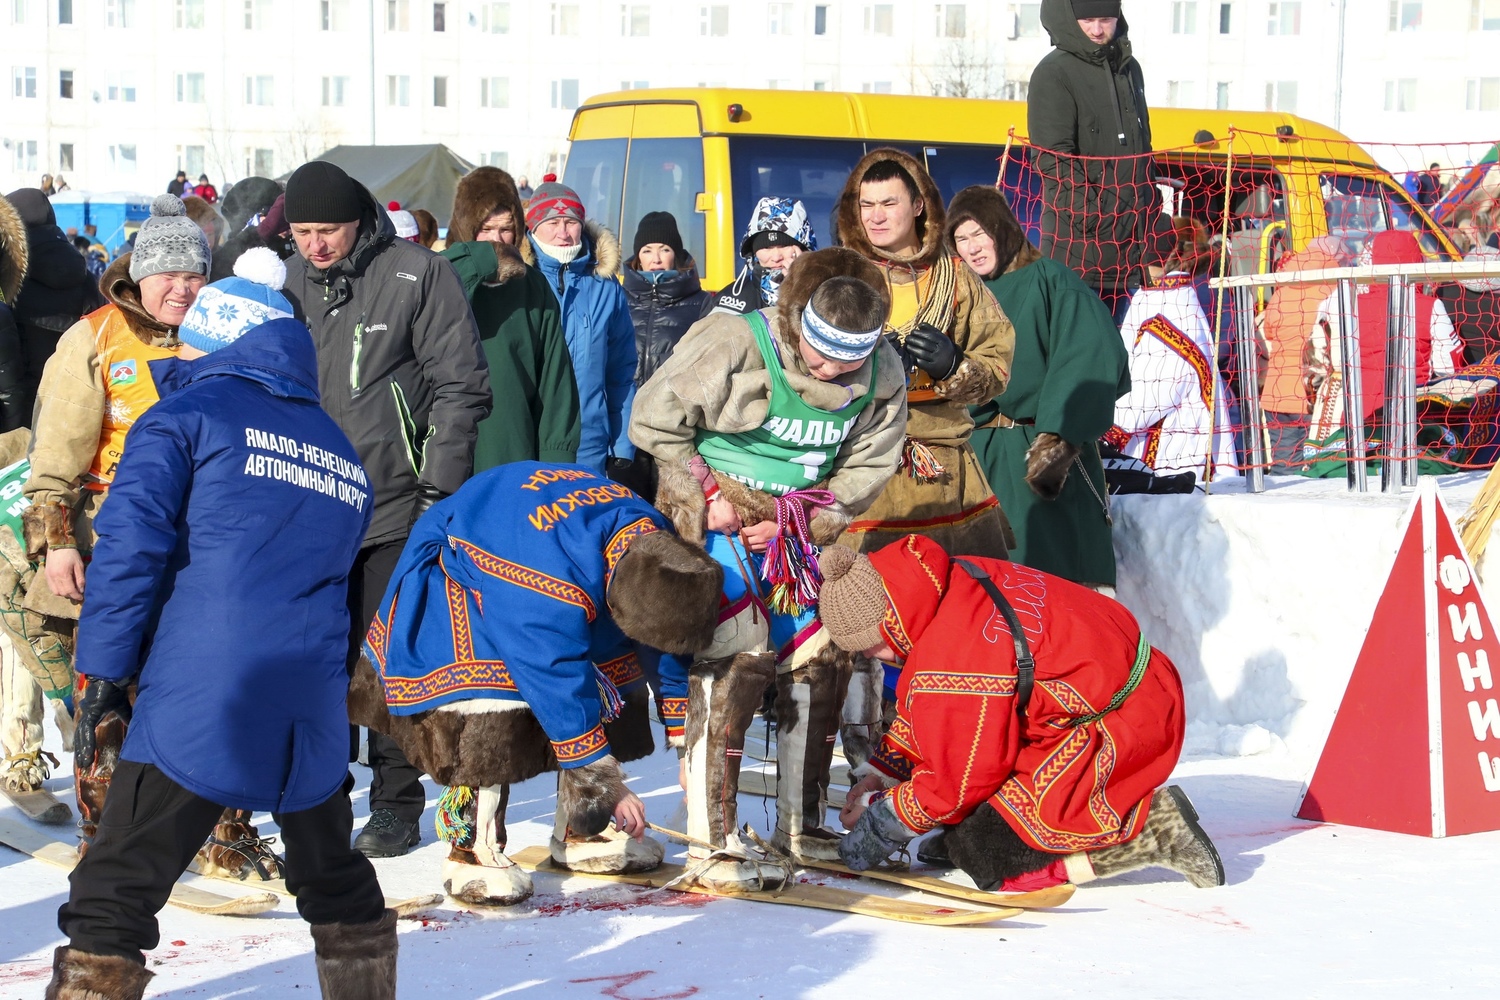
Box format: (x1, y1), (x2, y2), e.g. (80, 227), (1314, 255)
(446, 578), (475, 663)
(604, 517), (659, 586)
(383, 660), (518, 707)
(891, 779), (941, 832)
(847, 494), (1000, 534)
(906, 670), (1018, 698)
(553, 724), (610, 765)
(595, 651), (644, 688)
(454, 537), (597, 621)
(880, 594), (914, 657)
(365, 593), (396, 668)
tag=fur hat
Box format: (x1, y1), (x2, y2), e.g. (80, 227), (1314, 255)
(0, 193), (27, 306)
(177, 247), (292, 354)
(945, 186), (1032, 280)
(775, 247), (889, 352)
(836, 148), (946, 268)
(181, 194), (225, 248)
(4, 187), (54, 228)
(130, 194), (212, 282)
(740, 197), (817, 258)
(450, 167), (527, 245)
(817, 546), (891, 654)
(220, 176), (283, 233)
(606, 530), (722, 655)
(526, 180), (585, 230)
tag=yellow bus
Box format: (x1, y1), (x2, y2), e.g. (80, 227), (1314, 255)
(563, 88), (1455, 293)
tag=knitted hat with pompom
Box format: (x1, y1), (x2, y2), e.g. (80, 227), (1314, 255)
(816, 546), (891, 653)
(177, 247), (293, 355)
(130, 194), (211, 282)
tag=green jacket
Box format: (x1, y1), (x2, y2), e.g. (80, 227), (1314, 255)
(970, 252), (1129, 587)
(442, 240), (580, 471)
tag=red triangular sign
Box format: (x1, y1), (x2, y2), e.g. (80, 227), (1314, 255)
(1298, 478), (1500, 837)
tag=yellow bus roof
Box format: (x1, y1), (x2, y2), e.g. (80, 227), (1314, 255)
(571, 88), (1379, 169)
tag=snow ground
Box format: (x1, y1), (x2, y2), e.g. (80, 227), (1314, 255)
(3, 474), (1498, 998)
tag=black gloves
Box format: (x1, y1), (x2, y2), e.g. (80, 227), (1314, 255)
(410, 483), (448, 527)
(1025, 432), (1080, 501)
(903, 323), (963, 381)
(74, 678), (131, 772)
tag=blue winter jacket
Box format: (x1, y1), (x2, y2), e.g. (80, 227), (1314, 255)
(76, 318), (372, 814)
(526, 225), (637, 470)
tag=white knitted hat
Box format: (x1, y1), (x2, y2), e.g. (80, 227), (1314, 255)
(177, 247), (292, 354)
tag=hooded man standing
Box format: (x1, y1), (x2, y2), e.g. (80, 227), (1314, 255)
(279, 160), (492, 858)
(1028, 0), (1154, 322)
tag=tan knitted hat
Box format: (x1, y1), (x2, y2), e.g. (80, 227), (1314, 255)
(817, 546), (890, 652)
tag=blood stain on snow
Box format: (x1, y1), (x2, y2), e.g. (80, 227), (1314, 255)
(1138, 899), (1249, 930)
(531, 888), (714, 917)
(571, 970), (700, 999)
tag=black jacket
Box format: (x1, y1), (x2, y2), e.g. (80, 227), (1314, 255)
(1439, 283), (1500, 365)
(624, 262), (711, 386)
(1028, 0), (1155, 292)
(15, 223), (106, 421)
(704, 261), (771, 317)
(281, 185), (491, 546)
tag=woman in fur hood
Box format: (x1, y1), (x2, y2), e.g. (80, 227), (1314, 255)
(947, 185), (1129, 589)
(442, 167), (581, 471)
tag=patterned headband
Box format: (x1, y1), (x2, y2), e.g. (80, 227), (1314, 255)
(800, 298), (883, 363)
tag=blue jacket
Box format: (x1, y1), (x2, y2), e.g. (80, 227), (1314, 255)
(526, 225), (637, 470)
(76, 318), (371, 813)
(366, 462), (681, 768)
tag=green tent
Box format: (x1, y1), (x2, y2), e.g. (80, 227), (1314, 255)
(293, 144), (475, 228)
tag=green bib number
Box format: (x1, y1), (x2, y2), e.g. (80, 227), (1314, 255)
(0, 459), (30, 550)
(695, 311), (877, 496)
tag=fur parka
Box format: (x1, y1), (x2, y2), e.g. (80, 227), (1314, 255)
(449, 166), (528, 246)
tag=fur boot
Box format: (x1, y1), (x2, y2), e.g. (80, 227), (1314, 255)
(549, 754), (665, 873)
(1073, 786), (1226, 889)
(310, 908), (398, 1000)
(838, 654), (886, 771)
(770, 632), (854, 862)
(682, 652), (788, 891)
(1, 639), (62, 803)
(943, 803), (1063, 891)
(44, 946), (152, 1000)
(194, 808), (284, 881)
(440, 784), (533, 906)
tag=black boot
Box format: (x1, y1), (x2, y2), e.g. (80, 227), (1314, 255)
(353, 809), (420, 858)
(311, 908), (398, 1000)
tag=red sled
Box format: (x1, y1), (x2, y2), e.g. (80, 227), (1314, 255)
(1298, 477), (1500, 837)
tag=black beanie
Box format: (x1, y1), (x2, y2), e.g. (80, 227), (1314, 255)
(283, 162), (363, 225)
(633, 211), (685, 259)
(1071, 0), (1122, 17)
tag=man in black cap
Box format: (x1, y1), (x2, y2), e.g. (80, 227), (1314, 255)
(280, 159), (492, 858)
(1027, 0), (1155, 324)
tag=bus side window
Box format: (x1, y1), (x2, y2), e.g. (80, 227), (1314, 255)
(620, 137), (707, 268)
(562, 138), (628, 238)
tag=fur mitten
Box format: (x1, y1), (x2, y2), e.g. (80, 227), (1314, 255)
(1024, 432), (1079, 501)
(839, 794), (917, 871)
(557, 755), (629, 837)
(22, 502), (76, 561)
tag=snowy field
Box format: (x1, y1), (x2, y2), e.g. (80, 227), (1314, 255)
(3, 474), (1498, 999)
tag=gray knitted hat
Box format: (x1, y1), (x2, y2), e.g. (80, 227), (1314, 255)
(129, 194), (211, 282)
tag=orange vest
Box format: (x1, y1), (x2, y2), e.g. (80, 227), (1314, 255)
(84, 307), (178, 488)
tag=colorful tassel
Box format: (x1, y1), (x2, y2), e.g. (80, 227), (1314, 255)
(595, 666), (625, 722)
(434, 784), (476, 845)
(759, 488), (838, 614)
(900, 437), (945, 483)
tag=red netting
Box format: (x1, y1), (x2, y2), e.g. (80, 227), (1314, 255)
(991, 129), (1500, 481)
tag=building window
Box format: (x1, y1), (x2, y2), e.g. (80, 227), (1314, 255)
(58, 142), (73, 171)
(12, 66), (36, 98)
(386, 74), (410, 106)
(483, 151), (508, 169)
(864, 3), (893, 34)
(433, 1), (445, 30)
(244, 0), (270, 28)
(13, 140), (37, 172)
(1218, 2), (1231, 32)
(105, 71), (136, 102)
(1166, 81), (1196, 108)
(433, 75), (447, 106)
(1010, 2), (1040, 38)
(1267, 1), (1300, 35)
(322, 75), (349, 106)
(1001, 79), (1028, 101)
(768, 2), (792, 34)
(1388, 1), (1421, 30)
(480, 1), (508, 31)
(551, 78), (579, 109)
(621, 3), (648, 34)
(386, 0), (408, 29)
(619, 79), (649, 90)
(58, 68), (73, 98)
(175, 72), (205, 103)
(253, 148), (274, 176)
(320, 0), (348, 30)
(861, 81), (893, 94)
(108, 142), (137, 173)
(699, 4), (727, 35)
(551, 2), (578, 33)
(814, 4), (828, 33)
(1475, 0), (1500, 30)
(179, 144), (204, 175)
(1172, 1), (1196, 33)
(1467, 78), (1500, 111)
(104, 0), (135, 27)
(935, 3), (965, 37)
(1264, 80), (1297, 112)
(1383, 79), (1417, 112)
(480, 77), (509, 107)
(812, 80), (829, 90)
(57, 0), (71, 24)
(1215, 81), (1230, 109)
(245, 74), (274, 105)
(174, 0), (203, 28)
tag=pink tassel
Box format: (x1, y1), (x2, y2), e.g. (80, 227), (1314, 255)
(759, 489), (838, 615)
(900, 437), (945, 483)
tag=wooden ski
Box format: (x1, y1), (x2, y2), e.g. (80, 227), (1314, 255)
(510, 846), (1021, 927)
(1, 784), (72, 825)
(796, 857), (1076, 910)
(0, 817), (277, 916)
(185, 856), (444, 917)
